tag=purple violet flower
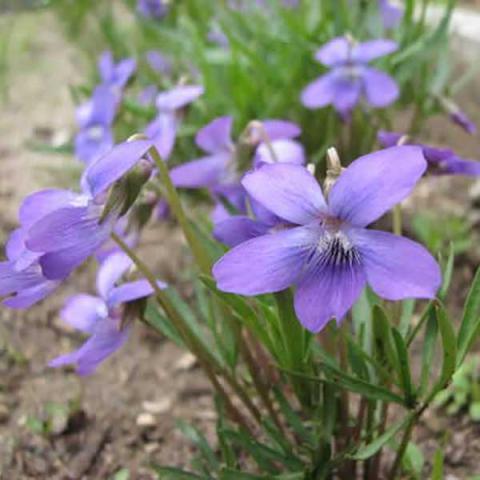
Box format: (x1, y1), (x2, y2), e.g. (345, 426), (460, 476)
(207, 28), (230, 49)
(98, 51), (137, 92)
(7, 139), (152, 283)
(0, 187), (111, 306)
(450, 110), (477, 135)
(438, 98), (477, 135)
(22, 189), (115, 281)
(213, 147), (441, 332)
(146, 50), (172, 75)
(137, 85), (158, 107)
(378, 130), (480, 176)
(379, 0), (403, 29)
(229, 0), (298, 10)
(0, 228), (60, 309)
(213, 196), (289, 247)
(145, 85), (204, 160)
(49, 251), (166, 375)
(170, 116), (304, 190)
(74, 85), (116, 164)
(170, 116), (305, 223)
(137, 0), (169, 19)
(301, 36), (399, 117)
(84, 139), (154, 198)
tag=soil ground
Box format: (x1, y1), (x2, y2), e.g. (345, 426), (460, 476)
(0, 7), (480, 480)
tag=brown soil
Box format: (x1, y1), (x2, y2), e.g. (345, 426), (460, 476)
(0, 8), (480, 480)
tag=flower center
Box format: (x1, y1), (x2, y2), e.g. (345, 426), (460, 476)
(306, 225), (360, 272)
(87, 125), (105, 140)
(320, 232), (359, 267)
(340, 64), (362, 81)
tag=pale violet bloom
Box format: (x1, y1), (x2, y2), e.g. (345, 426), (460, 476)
(137, 0), (169, 19)
(379, 0), (403, 29)
(170, 116), (304, 190)
(0, 228), (60, 309)
(301, 36), (399, 117)
(378, 131), (480, 176)
(170, 116), (305, 222)
(23, 189), (115, 280)
(98, 51), (136, 91)
(145, 85), (204, 160)
(49, 251), (166, 375)
(146, 50), (172, 75)
(74, 85), (116, 164)
(450, 110), (477, 135)
(213, 147), (441, 332)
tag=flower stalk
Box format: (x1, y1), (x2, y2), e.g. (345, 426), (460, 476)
(111, 231), (254, 432)
(147, 144), (212, 275)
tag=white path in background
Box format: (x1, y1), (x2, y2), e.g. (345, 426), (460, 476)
(426, 4), (480, 45)
(391, 2), (480, 46)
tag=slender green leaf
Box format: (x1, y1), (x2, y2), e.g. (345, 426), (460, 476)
(392, 328), (415, 407)
(402, 442), (424, 479)
(220, 430), (280, 474)
(220, 470), (264, 480)
(344, 333), (398, 386)
(346, 336), (370, 380)
(349, 415), (411, 460)
(144, 301), (185, 348)
(419, 306), (438, 396)
(275, 290), (312, 371)
(273, 387), (316, 448)
(372, 305), (400, 376)
(151, 466), (207, 479)
(439, 243), (455, 300)
(261, 418), (294, 456)
(457, 267), (480, 365)
(111, 469), (129, 480)
(398, 299), (416, 338)
(275, 290), (313, 405)
(176, 420), (219, 472)
(220, 470), (305, 480)
(432, 302), (457, 394)
(200, 275), (275, 353)
(216, 398), (237, 469)
(431, 448), (444, 480)
(285, 361), (406, 406)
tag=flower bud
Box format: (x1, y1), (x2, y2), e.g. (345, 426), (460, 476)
(236, 120), (275, 171)
(127, 191), (158, 232)
(324, 147), (345, 196)
(101, 156), (154, 222)
(122, 297), (148, 328)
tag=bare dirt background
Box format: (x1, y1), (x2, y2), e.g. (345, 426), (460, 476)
(0, 7), (479, 480)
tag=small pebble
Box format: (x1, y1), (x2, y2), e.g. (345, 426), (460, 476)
(174, 353), (197, 371)
(142, 397), (172, 415)
(136, 413), (156, 427)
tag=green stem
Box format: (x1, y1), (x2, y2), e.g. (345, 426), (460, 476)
(389, 391), (436, 479)
(337, 324), (350, 443)
(148, 145), (211, 275)
(363, 400), (377, 480)
(111, 232), (256, 432)
(275, 289), (312, 407)
(392, 204), (402, 236)
(405, 303), (433, 347)
(368, 402), (390, 480)
(239, 334), (286, 435)
(388, 415), (415, 479)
